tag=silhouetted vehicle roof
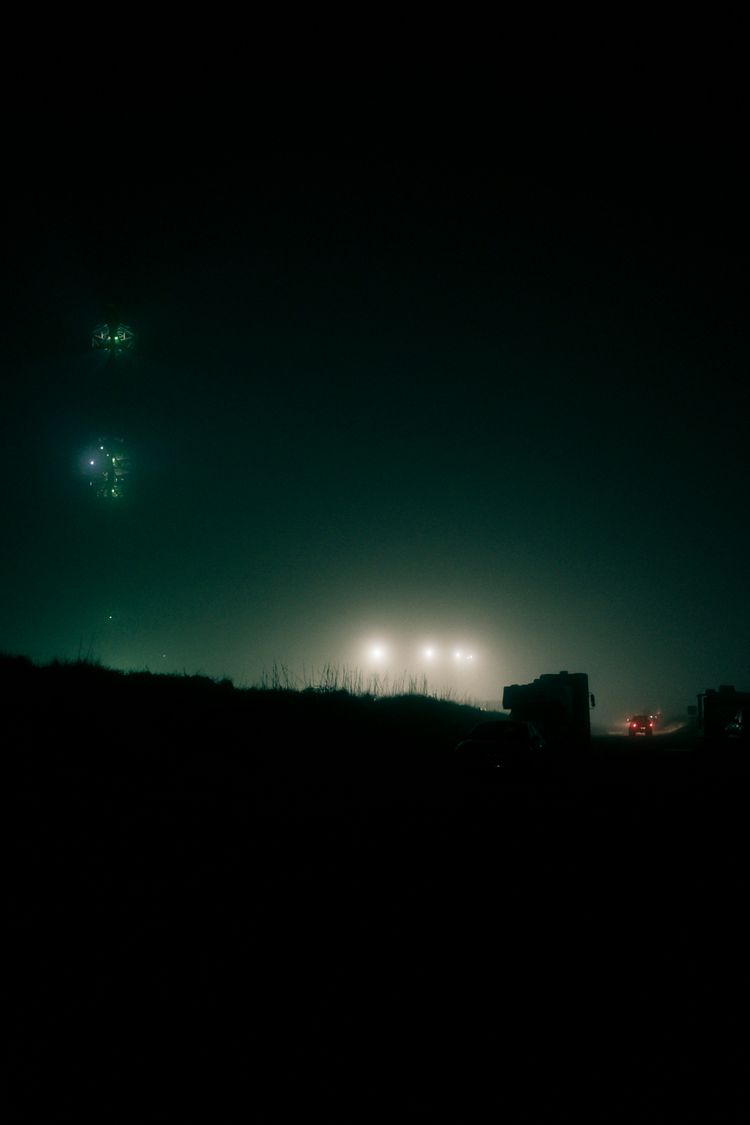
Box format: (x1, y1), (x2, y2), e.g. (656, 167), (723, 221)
(454, 719), (548, 772)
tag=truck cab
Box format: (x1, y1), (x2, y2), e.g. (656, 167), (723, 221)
(502, 670), (595, 751)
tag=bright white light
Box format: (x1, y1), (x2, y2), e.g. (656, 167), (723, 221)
(423, 646), (436, 660)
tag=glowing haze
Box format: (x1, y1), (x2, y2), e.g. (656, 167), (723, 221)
(1, 117), (748, 735)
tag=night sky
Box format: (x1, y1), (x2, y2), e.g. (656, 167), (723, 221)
(2, 96), (748, 731)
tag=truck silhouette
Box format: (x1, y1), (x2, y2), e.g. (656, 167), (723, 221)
(502, 670), (595, 751)
(696, 684), (750, 748)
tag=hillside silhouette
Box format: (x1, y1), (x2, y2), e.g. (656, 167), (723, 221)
(6, 654), (749, 1122)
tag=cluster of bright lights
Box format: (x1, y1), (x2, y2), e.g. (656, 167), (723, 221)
(353, 635), (487, 699)
(363, 639), (478, 667)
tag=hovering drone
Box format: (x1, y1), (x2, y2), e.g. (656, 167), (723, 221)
(91, 321), (135, 354)
(84, 312), (135, 499)
(85, 437), (131, 500)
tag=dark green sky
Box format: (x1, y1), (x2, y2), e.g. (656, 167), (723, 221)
(2, 101), (747, 727)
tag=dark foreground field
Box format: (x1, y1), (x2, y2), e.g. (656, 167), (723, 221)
(6, 656), (750, 1122)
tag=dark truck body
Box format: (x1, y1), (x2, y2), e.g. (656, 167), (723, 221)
(502, 670), (595, 752)
(697, 685), (750, 748)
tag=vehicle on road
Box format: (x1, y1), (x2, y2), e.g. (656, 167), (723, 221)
(454, 719), (549, 773)
(696, 685), (750, 748)
(628, 714), (655, 738)
(725, 708), (748, 744)
(502, 670), (595, 751)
